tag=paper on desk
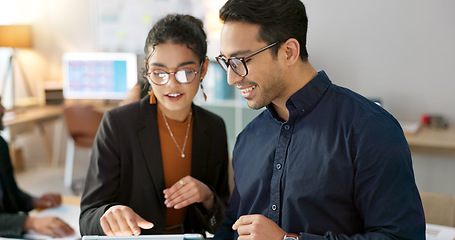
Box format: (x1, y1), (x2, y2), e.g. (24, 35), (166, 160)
(426, 223), (455, 240)
(23, 204), (81, 240)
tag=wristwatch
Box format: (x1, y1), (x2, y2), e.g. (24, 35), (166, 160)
(283, 233), (300, 240)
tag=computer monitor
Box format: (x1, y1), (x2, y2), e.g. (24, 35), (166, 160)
(62, 52), (138, 100)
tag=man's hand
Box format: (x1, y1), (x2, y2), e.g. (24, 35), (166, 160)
(24, 216), (74, 238)
(232, 214), (287, 240)
(34, 193), (62, 209)
(163, 176), (214, 211)
(100, 205), (154, 236)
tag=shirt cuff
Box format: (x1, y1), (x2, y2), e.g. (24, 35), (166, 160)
(0, 212), (28, 238)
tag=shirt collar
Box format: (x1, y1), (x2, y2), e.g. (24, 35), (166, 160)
(266, 70), (332, 121)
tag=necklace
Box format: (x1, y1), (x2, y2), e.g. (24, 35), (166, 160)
(162, 111), (192, 158)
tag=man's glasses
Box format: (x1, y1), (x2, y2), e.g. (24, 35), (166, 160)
(146, 61), (204, 85)
(215, 42), (277, 77)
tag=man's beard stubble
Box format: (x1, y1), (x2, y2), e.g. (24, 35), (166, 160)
(245, 67), (285, 110)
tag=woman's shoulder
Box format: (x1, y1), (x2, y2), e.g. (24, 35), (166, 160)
(102, 98), (156, 129)
(108, 97), (153, 116)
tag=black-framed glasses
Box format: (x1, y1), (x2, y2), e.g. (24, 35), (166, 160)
(146, 61), (204, 85)
(215, 42), (277, 77)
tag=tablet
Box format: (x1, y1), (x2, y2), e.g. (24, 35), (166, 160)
(82, 234), (204, 240)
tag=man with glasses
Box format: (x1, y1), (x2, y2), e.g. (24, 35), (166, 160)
(213, 0), (425, 240)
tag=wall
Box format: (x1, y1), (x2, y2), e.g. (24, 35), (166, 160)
(0, 0), (97, 162)
(1, 0), (96, 108)
(304, 0), (455, 123)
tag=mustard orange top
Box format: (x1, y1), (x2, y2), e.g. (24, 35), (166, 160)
(156, 107), (193, 232)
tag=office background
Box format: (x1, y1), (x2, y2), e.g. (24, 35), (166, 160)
(0, 0), (454, 194)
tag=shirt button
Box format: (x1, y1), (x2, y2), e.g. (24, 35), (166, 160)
(284, 125), (290, 130)
(271, 204), (277, 211)
(276, 163), (282, 170)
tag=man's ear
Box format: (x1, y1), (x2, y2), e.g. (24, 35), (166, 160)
(281, 38), (300, 66)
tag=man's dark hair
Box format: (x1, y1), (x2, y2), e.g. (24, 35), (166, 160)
(144, 14), (207, 74)
(220, 0), (309, 61)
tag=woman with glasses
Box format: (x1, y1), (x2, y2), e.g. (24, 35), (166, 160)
(79, 14), (230, 237)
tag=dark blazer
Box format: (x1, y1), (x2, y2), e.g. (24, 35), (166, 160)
(0, 136), (35, 238)
(80, 96), (230, 236)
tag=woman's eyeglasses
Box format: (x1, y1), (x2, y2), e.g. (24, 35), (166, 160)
(146, 61), (204, 85)
(215, 42), (277, 77)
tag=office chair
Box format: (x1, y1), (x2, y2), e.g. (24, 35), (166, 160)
(63, 105), (103, 191)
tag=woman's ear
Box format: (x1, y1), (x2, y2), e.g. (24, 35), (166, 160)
(143, 59), (152, 86)
(200, 57), (209, 81)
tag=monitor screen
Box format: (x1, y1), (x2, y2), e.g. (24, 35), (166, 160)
(62, 52), (138, 100)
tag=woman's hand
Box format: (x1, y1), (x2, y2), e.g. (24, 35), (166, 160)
(34, 193), (62, 209)
(163, 176), (215, 211)
(100, 205), (154, 236)
(24, 216), (74, 238)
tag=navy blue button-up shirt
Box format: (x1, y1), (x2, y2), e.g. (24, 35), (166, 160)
(215, 71), (425, 240)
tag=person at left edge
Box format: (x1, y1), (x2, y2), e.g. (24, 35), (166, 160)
(79, 14), (230, 237)
(0, 103), (74, 238)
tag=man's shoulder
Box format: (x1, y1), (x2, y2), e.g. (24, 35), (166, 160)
(326, 84), (402, 136)
(328, 83), (390, 116)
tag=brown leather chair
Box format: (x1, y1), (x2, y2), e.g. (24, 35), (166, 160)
(63, 105), (103, 189)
